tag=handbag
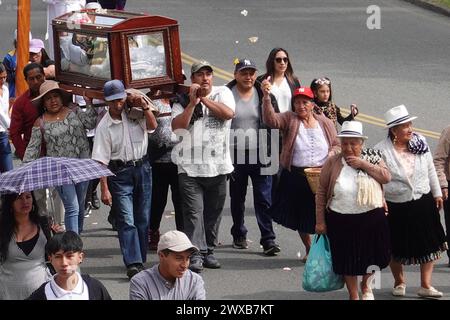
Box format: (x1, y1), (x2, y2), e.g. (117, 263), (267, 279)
(302, 234), (344, 292)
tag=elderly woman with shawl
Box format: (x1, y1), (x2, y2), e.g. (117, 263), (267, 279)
(316, 121), (391, 300)
(375, 105), (447, 298)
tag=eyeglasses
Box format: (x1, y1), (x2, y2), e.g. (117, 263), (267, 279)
(314, 78), (331, 85)
(275, 57), (289, 64)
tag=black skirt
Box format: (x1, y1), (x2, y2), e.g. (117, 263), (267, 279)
(326, 208), (391, 276)
(387, 192), (448, 265)
(268, 168), (316, 234)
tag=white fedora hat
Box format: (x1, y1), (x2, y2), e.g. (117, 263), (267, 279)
(337, 121), (368, 139)
(384, 104), (417, 128)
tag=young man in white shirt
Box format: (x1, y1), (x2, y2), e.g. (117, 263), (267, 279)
(28, 231), (111, 300)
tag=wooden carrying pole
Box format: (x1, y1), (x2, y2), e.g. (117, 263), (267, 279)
(15, 0), (30, 97)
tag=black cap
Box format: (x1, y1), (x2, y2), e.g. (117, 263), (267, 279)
(234, 58), (257, 73)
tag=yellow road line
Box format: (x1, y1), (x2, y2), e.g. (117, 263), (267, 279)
(181, 53), (441, 140)
(181, 52), (234, 79)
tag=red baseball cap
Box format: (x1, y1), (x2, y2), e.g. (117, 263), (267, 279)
(293, 87), (314, 99)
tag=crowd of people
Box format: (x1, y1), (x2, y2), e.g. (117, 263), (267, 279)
(0, 2), (449, 301)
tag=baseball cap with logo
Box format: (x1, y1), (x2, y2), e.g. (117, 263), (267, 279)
(293, 87), (314, 99)
(191, 60), (213, 74)
(29, 39), (45, 54)
(234, 58), (257, 73)
(103, 79), (127, 101)
(157, 230), (199, 253)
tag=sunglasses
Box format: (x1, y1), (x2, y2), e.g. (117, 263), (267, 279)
(275, 57), (289, 63)
(314, 78), (331, 85)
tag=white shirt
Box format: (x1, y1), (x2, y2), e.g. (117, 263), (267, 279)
(171, 86), (236, 177)
(44, 272), (89, 300)
(292, 123), (328, 168)
(270, 77), (291, 113)
(329, 159), (383, 214)
(92, 110), (150, 165)
(0, 84), (10, 132)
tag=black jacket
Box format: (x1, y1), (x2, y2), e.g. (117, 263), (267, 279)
(226, 79), (280, 163)
(256, 74), (300, 112)
(27, 274), (112, 300)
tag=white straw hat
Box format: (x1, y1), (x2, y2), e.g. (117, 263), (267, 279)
(384, 104), (417, 128)
(337, 121), (368, 139)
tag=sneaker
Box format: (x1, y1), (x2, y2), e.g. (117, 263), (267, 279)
(126, 264), (140, 279)
(189, 254), (204, 273)
(392, 284), (406, 297)
(203, 253), (221, 269)
(136, 263), (145, 272)
(92, 192), (101, 210)
(263, 241), (281, 256)
(84, 202), (92, 218)
(232, 237), (249, 249)
(148, 229), (160, 251)
(417, 287), (443, 298)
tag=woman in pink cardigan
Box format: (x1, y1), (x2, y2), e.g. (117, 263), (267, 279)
(315, 121), (391, 300)
(261, 80), (339, 260)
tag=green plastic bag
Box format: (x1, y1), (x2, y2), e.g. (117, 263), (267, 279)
(302, 234), (345, 292)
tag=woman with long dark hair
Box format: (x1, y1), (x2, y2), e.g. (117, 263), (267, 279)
(257, 47), (300, 113)
(0, 192), (53, 299)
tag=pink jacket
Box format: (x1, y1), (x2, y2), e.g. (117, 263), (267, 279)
(315, 154), (391, 226)
(262, 97), (340, 170)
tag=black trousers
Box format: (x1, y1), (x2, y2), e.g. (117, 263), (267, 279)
(85, 137), (99, 205)
(149, 162), (183, 231)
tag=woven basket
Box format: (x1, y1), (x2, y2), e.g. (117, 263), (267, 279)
(304, 167), (322, 194)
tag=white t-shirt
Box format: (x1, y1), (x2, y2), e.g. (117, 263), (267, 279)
(0, 84), (10, 132)
(171, 86), (235, 177)
(270, 77), (291, 113)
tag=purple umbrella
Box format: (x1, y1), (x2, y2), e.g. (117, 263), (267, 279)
(0, 157), (114, 194)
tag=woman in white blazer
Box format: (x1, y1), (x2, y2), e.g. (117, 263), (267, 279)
(375, 105), (447, 299)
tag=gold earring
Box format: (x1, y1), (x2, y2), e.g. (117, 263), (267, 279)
(393, 135), (398, 145)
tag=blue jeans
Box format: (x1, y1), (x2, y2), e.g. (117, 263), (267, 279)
(0, 132), (13, 172)
(230, 163), (275, 246)
(108, 162), (151, 267)
(56, 181), (89, 234)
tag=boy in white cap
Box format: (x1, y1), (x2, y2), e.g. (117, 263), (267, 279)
(129, 230), (206, 300)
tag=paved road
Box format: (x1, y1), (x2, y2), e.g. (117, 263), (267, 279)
(1, 0), (449, 302)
